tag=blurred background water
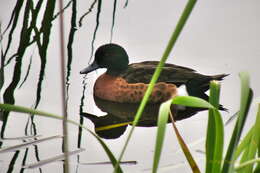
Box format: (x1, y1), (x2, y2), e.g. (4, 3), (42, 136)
(0, 0), (259, 172)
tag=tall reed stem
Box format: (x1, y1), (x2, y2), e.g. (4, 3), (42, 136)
(58, 0), (69, 172)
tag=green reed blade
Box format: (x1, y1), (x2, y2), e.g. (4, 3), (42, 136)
(247, 103), (260, 171)
(205, 81), (224, 173)
(237, 145), (250, 170)
(152, 99), (172, 173)
(222, 72), (253, 173)
(212, 109), (224, 172)
(170, 112), (200, 173)
(234, 126), (254, 160)
(235, 158), (260, 171)
(254, 104), (260, 172)
(237, 103), (260, 173)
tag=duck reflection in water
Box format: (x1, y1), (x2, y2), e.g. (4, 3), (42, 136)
(80, 43), (227, 139)
(81, 96), (210, 139)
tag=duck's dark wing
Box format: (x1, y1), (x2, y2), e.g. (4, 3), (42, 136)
(121, 61), (205, 86)
(129, 61), (196, 72)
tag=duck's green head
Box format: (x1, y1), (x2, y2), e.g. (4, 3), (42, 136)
(80, 43), (129, 76)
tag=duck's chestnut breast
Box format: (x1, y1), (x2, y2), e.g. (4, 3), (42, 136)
(94, 74), (178, 103)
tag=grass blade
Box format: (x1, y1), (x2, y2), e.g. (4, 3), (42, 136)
(211, 109), (224, 172)
(95, 122), (131, 131)
(237, 103), (260, 172)
(222, 72), (253, 173)
(169, 111), (200, 173)
(205, 81), (224, 173)
(152, 100), (172, 173)
(235, 158), (260, 171)
(254, 104), (260, 172)
(238, 145), (250, 167)
(234, 126), (254, 160)
(255, 152), (260, 172)
(247, 103), (260, 171)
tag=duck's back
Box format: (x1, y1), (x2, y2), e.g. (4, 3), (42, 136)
(120, 61), (210, 86)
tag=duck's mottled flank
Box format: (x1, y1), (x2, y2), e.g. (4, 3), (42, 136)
(94, 74), (178, 103)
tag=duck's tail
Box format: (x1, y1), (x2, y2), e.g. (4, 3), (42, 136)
(201, 74), (229, 92)
(211, 73), (229, 81)
(186, 73), (229, 111)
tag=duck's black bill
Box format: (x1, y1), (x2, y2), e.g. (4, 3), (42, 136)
(80, 61), (99, 74)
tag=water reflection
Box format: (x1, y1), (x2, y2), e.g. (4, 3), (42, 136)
(1, 0), (57, 138)
(81, 96), (206, 139)
(0, 0), (258, 172)
(0, 0), (74, 171)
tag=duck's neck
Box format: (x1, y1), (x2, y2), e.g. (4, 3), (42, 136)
(106, 68), (126, 76)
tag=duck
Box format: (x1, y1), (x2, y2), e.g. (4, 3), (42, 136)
(80, 43), (228, 108)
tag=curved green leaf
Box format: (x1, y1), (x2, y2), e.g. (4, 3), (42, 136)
(172, 96), (214, 109)
(152, 99), (172, 173)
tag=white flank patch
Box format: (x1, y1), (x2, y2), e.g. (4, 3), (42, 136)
(176, 85), (189, 110)
(177, 85), (189, 96)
